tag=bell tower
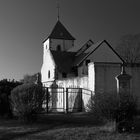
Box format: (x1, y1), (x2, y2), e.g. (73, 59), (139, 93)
(43, 20), (75, 52)
(41, 2), (76, 85)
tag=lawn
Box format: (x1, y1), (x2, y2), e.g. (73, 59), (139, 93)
(0, 113), (140, 140)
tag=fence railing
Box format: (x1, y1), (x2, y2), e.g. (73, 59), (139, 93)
(42, 87), (92, 113)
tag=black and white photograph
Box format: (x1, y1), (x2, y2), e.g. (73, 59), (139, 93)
(0, 0), (140, 139)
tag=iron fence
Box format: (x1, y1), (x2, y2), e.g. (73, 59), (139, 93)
(42, 87), (92, 113)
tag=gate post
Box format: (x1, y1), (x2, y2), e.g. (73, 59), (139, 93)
(115, 65), (131, 98)
(46, 87), (49, 113)
(65, 88), (69, 114)
(79, 88), (83, 112)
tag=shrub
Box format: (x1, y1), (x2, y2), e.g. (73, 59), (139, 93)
(88, 91), (137, 120)
(10, 83), (44, 122)
(116, 94), (137, 132)
(87, 91), (138, 132)
(87, 91), (119, 121)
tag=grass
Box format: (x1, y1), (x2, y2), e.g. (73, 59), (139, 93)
(0, 113), (140, 140)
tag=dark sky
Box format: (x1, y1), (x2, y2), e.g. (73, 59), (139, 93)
(0, 0), (140, 80)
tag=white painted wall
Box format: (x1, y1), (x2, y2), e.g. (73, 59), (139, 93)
(56, 76), (88, 89)
(88, 63), (95, 92)
(43, 38), (50, 50)
(41, 39), (56, 86)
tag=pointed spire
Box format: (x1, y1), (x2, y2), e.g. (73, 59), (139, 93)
(57, 0), (60, 20)
(48, 21), (75, 40)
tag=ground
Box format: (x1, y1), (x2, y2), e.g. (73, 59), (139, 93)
(0, 113), (140, 140)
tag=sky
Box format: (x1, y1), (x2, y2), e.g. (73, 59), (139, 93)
(0, 0), (140, 81)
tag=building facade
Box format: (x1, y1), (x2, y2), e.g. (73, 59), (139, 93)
(41, 20), (140, 110)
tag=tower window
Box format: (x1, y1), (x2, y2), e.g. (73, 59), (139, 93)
(57, 45), (61, 51)
(48, 70), (50, 79)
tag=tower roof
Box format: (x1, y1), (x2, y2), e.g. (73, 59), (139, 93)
(48, 20), (75, 40)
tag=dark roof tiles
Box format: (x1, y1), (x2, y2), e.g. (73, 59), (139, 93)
(50, 40), (124, 73)
(51, 50), (76, 73)
(48, 20), (75, 40)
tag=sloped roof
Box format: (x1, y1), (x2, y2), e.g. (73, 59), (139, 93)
(48, 20), (75, 40)
(73, 53), (87, 66)
(50, 40), (124, 74)
(51, 50), (76, 73)
(75, 40), (125, 66)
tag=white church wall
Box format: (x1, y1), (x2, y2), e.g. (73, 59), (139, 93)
(43, 38), (50, 50)
(56, 76), (88, 89)
(88, 63), (95, 92)
(41, 48), (56, 86)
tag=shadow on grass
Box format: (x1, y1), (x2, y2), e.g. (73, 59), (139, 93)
(0, 122), (61, 140)
(0, 113), (103, 140)
(133, 116), (140, 134)
(37, 112), (104, 126)
(0, 114), (140, 140)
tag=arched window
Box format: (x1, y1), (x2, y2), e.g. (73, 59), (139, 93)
(48, 70), (50, 79)
(57, 45), (61, 51)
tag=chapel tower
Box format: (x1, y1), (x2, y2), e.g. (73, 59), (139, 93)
(43, 20), (75, 52)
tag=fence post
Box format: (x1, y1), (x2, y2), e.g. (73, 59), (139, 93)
(46, 87), (49, 114)
(80, 88), (83, 112)
(65, 88), (68, 114)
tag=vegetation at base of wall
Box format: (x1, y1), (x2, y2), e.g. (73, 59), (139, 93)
(87, 91), (138, 123)
(10, 83), (44, 122)
(0, 79), (22, 117)
(87, 91), (119, 121)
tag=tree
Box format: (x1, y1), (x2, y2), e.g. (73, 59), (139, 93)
(21, 73), (41, 84)
(115, 34), (140, 63)
(0, 79), (22, 117)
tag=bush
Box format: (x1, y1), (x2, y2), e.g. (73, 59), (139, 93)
(87, 91), (119, 121)
(116, 94), (137, 132)
(88, 91), (137, 120)
(10, 83), (44, 122)
(87, 91), (137, 132)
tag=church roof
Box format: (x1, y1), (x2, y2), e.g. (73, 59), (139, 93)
(50, 40), (124, 74)
(48, 20), (75, 40)
(75, 40), (125, 66)
(51, 50), (76, 73)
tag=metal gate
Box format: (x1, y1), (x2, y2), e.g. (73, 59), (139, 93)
(42, 87), (65, 113)
(66, 88), (92, 113)
(42, 87), (92, 113)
